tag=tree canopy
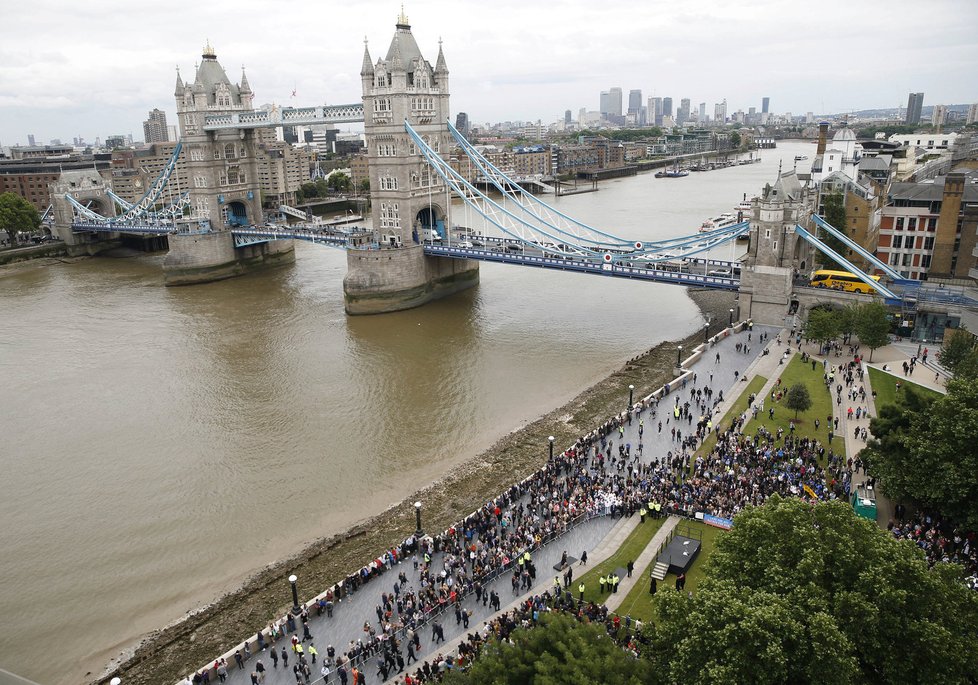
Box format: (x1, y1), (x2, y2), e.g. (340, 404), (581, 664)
(853, 301), (890, 360)
(442, 612), (654, 685)
(647, 496), (978, 684)
(0, 192), (41, 243)
(804, 307), (841, 347)
(938, 328), (977, 375)
(785, 383), (812, 418)
(864, 377), (978, 528)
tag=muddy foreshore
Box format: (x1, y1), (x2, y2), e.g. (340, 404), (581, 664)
(99, 289), (736, 685)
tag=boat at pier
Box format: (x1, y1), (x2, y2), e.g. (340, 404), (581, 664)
(700, 212), (738, 232)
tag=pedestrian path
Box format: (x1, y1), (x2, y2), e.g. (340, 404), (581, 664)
(183, 321), (782, 685)
(605, 516), (679, 612)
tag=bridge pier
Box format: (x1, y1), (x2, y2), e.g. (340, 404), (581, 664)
(163, 231), (295, 286)
(343, 245), (479, 315)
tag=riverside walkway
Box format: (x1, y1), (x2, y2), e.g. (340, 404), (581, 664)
(187, 321), (781, 685)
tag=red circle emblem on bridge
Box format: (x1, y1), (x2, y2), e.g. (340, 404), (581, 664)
(634, 242), (642, 249)
(604, 253), (613, 262)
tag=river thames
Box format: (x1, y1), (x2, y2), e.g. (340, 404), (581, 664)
(0, 141), (811, 683)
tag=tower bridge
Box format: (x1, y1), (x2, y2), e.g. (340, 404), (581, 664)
(50, 12), (978, 324)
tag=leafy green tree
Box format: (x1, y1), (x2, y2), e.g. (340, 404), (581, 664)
(785, 383), (812, 418)
(804, 307), (840, 350)
(442, 612), (655, 685)
(865, 377), (978, 527)
(647, 496), (978, 684)
(298, 182), (318, 201)
(327, 172), (351, 192)
(729, 131), (742, 148)
(938, 328), (976, 375)
(854, 301), (890, 361)
(0, 192), (41, 244)
(817, 192), (849, 266)
(358, 178), (370, 193)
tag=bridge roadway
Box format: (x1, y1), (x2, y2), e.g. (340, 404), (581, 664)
(424, 235), (741, 291)
(203, 323), (779, 685)
(71, 222), (742, 290)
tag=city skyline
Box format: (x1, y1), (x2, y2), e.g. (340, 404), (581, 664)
(1, 0), (976, 144)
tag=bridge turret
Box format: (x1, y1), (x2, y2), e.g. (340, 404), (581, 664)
(739, 169), (816, 326)
(239, 67), (253, 109)
(346, 15), (477, 314)
(174, 68), (184, 97)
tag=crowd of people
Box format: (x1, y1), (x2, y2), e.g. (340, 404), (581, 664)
(184, 330), (977, 685)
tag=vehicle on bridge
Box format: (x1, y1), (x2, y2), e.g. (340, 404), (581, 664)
(809, 269), (881, 294)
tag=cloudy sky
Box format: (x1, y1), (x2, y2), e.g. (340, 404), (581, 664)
(1, 0), (975, 145)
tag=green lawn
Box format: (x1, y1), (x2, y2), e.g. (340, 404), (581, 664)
(868, 366), (943, 410)
(615, 520), (725, 622)
(750, 354), (845, 462)
(575, 517), (664, 605)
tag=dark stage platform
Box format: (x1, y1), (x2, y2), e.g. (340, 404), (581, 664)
(656, 535), (701, 575)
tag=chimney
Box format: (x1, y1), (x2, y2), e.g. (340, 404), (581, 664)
(816, 122), (829, 156)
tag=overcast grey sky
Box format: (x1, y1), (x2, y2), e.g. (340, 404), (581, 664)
(1, 0), (975, 145)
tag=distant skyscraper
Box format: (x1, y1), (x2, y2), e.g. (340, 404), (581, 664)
(677, 98), (691, 126)
(931, 104), (947, 128)
(698, 102), (706, 123)
(662, 97), (673, 117)
(762, 97), (770, 114)
(905, 92), (924, 125)
(27, 134), (36, 146)
(649, 97), (662, 126)
(600, 91), (612, 116)
(714, 100), (727, 124)
(142, 108), (169, 143)
(609, 87), (623, 117)
(628, 89), (642, 116)
(455, 112), (470, 137)
(565, 109), (572, 124)
(968, 103), (978, 125)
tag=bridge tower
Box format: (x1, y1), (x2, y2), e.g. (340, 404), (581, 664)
(344, 12), (479, 314)
(50, 170), (120, 255)
(738, 169), (815, 325)
(164, 42), (294, 285)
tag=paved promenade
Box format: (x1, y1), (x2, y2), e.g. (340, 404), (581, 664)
(187, 322), (781, 685)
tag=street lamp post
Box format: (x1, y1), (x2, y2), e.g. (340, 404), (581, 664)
(677, 345), (683, 365)
(288, 574), (300, 615)
(414, 501), (424, 538)
(729, 308), (735, 326)
(628, 384), (634, 408)
(548, 435), (555, 460)
(703, 322), (710, 343)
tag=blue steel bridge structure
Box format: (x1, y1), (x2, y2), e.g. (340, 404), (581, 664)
(63, 114), (968, 306)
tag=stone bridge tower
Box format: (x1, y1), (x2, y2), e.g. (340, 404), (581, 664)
(163, 42), (294, 285)
(739, 169), (815, 325)
(344, 12), (479, 314)
(174, 42), (263, 230)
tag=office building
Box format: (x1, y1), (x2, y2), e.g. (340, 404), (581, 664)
(676, 98), (690, 126)
(762, 97), (770, 114)
(455, 112), (470, 137)
(142, 108), (169, 144)
(714, 100), (727, 125)
(662, 97), (673, 117)
(905, 92), (924, 126)
(932, 104), (947, 128)
(968, 103), (978, 125)
(628, 89), (642, 116)
(648, 97), (662, 126)
(564, 110), (572, 125)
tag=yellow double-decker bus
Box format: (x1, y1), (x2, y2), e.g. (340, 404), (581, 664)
(809, 269), (881, 294)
